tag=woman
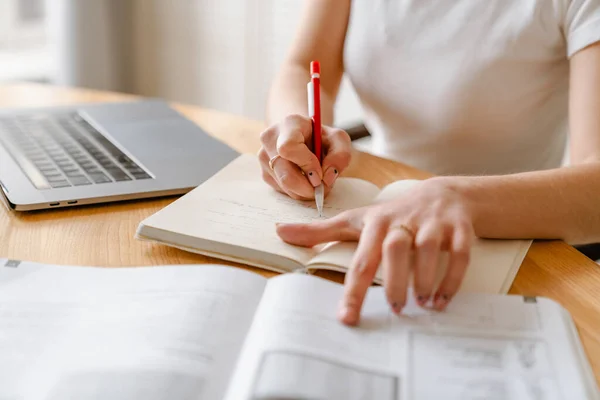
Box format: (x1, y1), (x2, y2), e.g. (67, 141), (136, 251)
(257, 0), (600, 326)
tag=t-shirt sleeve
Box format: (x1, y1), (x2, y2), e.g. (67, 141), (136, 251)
(564, 0), (600, 57)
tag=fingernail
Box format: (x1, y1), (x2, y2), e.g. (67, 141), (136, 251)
(417, 295), (429, 307)
(391, 301), (403, 315)
(433, 294), (451, 310)
(307, 171), (321, 187)
(323, 167), (338, 187)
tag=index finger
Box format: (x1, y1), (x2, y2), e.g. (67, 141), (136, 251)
(277, 116), (323, 187)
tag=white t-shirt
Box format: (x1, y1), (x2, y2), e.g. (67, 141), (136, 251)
(344, 0), (600, 175)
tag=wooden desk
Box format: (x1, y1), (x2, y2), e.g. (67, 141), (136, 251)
(2, 84), (600, 383)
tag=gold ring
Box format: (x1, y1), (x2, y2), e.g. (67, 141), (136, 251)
(396, 224), (416, 238)
(268, 154), (281, 170)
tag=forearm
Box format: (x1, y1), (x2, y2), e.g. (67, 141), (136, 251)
(266, 62), (336, 126)
(440, 163), (600, 244)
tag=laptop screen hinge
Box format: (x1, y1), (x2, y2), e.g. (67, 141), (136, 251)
(0, 180), (15, 210)
(0, 179), (8, 194)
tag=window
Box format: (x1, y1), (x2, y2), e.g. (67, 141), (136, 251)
(0, 0), (52, 83)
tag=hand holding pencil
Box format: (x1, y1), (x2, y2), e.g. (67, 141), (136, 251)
(258, 61), (352, 207)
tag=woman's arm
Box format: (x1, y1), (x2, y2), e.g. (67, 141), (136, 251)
(266, 0), (350, 125)
(259, 0), (353, 200)
(275, 42), (600, 326)
(441, 42), (600, 245)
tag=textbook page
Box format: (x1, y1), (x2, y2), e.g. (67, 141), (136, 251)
(0, 260), (267, 400)
(137, 154), (380, 271)
(224, 274), (596, 400)
(308, 179), (532, 293)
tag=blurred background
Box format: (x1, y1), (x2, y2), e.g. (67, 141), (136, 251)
(0, 0), (365, 129)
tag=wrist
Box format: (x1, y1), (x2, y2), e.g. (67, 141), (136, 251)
(427, 175), (485, 232)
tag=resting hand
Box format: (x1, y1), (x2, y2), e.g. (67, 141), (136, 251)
(276, 178), (475, 325)
(258, 114), (352, 200)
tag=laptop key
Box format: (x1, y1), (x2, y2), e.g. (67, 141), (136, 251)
(69, 176), (91, 186)
(81, 162), (96, 170)
(39, 168), (57, 175)
(44, 172), (63, 179)
(88, 172), (111, 184)
(36, 162), (54, 169)
(132, 171), (151, 179)
(65, 170), (81, 177)
(105, 167), (131, 181)
(49, 180), (71, 188)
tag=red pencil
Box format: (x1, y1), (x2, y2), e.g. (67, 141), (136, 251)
(307, 60), (324, 216)
(309, 61), (322, 163)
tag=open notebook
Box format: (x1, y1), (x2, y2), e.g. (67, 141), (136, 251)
(0, 259), (596, 399)
(136, 154), (532, 293)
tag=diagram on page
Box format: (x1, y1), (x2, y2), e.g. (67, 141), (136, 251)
(250, 350), (398, 400)
(409, 332), (560, 400)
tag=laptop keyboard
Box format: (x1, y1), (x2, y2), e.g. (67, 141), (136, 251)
(0, 112), (152, 190)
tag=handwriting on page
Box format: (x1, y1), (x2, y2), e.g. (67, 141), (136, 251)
(161, 179), (379, 266)
(204, 198), (321, 240)
(201, 191), (347, 248)
(211, 197), (346, 225)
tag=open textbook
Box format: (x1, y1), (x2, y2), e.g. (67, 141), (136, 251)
(0, 259), (597, 399)
(136, 154), (531, 293)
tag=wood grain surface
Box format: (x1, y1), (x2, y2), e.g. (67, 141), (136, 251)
(1, 84), (599, 384)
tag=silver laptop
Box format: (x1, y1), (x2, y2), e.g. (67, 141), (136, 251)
(0, 100), (239, 211)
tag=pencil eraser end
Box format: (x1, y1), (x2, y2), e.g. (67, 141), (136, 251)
(310, 61), (320, 75)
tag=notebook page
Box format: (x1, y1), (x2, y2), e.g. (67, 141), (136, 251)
(224, 274), (595, 400)
(137, 154), (380, 270)
(0, 260), (267, 400)
(308, 179), (532, 293)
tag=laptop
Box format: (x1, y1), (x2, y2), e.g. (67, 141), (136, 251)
(0, 100), (240, 211)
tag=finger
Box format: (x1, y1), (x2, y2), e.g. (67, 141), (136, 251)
(258, 148), (303, 199)
(321, 128), (352, 187)
(260, 164), (301, 198)
(381, 227), (413, 314)
(262, 140), (315, 200)
(260, 166), (283, 192)
(277, 115), (323, 187)
(258, 148), (280, 184)
(276, 209), (363, 247)
(272, 158), (315, 200)
(413, 221), (445, 307)
(339, 218), (389, 326)
(433, 222), (474, 310)
(257, 147), (272, 173)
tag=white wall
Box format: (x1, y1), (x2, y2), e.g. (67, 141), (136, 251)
(131, 0), (363, 127)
